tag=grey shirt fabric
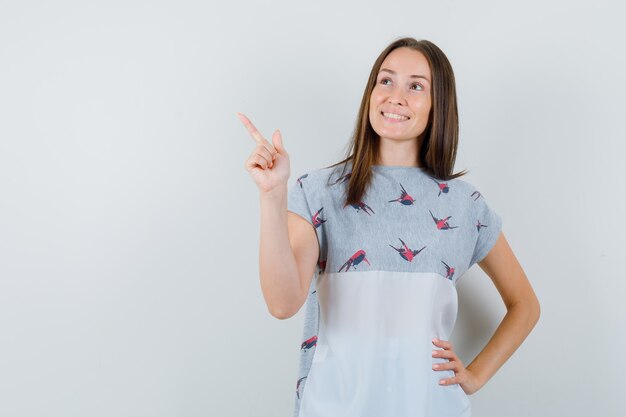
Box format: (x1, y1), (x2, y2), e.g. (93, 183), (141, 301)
(287, 160), (502, 416)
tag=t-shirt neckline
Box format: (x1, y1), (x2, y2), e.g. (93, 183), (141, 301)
(371, 165), (427, 170)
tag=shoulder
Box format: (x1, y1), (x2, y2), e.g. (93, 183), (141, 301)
(291, 166), (332, 199)
(293, 167), (324, 187)
(294, 162), (351, 189)
(445, 175), (479, 194)
(443, 176), (484, 215)
(448, 176), (501, 224)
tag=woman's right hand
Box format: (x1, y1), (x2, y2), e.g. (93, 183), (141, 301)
(237, 112), (290, 193)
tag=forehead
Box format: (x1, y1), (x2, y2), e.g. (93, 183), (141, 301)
(380, 47), (431, 78)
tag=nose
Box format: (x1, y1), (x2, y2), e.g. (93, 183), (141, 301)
(388, 87), (406, 105)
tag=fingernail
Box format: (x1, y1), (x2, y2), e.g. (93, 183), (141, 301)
(432, 338), (439, 343)
(439, 380), (445, 385)
(432, 350), (438, 356)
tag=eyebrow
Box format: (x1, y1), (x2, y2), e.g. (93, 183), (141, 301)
(379, 68), (430, 83)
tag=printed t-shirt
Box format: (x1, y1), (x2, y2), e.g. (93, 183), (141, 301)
(287, 160), (502, 417)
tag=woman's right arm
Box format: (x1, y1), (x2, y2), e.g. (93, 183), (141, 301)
(238, 112), (318, 319)
(259, 186), (319, 319)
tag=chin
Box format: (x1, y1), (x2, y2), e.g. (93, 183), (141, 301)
(374, 132), (414, 142)
(372, 124), (416, 139)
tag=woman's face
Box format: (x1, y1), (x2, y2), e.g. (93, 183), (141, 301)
(368, 47), (432, 142)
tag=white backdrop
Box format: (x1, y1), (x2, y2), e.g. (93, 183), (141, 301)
(0, 0), (624, 416)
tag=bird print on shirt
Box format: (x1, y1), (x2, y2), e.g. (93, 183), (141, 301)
(301, 335), (318, 352)
(347, 201), (375, 215)
(431, 178), (450, 196)
(429, 209), (459, 230)
(296, 376), (307, 399)
(441, 260), (455, 280)
(338, 249), (371, 272)
(330, 171), (351, 185)
(389, 238), (426, 262)
(312, 208), (327, 228)
(317, 259), (327, 274)
(297, 173), (308, 188)
(388, 183), (416, 205)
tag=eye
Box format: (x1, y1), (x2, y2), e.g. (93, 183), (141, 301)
(379, 77), (424, 91)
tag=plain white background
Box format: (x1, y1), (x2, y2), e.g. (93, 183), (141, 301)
(1, 0), (624, 416)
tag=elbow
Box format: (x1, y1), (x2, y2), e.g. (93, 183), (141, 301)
(267, 281), (307, 320)
(522, 297), (541, 326)
(268, 301), (300, 320)
(528, 292), (541, 322)
(528, 279), (541, 322)
(269, 307), (290, 320)
(269, 306), (296, 320)
(509, 296), (541, 324)
(265, 279), (306, 320)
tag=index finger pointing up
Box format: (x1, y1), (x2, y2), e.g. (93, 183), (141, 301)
(236, 112), (265, 144)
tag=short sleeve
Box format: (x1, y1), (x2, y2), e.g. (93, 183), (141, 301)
(469, 190), (503, 267)
(287, 172), (327, 267)
(288, 173), (315, 227)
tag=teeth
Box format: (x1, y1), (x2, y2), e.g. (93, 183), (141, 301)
(382, 112), (409, 121)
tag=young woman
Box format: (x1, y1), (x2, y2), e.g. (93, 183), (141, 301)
(238, 37), (540, 417)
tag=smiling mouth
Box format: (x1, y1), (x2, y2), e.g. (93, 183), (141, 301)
(381, 111), (410, 121)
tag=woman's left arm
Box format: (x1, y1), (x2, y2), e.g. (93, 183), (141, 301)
(465, 231), (541, 391)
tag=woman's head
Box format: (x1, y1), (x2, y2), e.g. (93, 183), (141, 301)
(327, 37), (468, 206)
(368, 46), (433, 151)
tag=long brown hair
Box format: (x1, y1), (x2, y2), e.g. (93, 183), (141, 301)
(323, 37), (469, 207)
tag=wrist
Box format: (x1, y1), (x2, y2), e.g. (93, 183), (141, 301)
(259, 183), (288, 201)
(466, 365), (488, 389)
